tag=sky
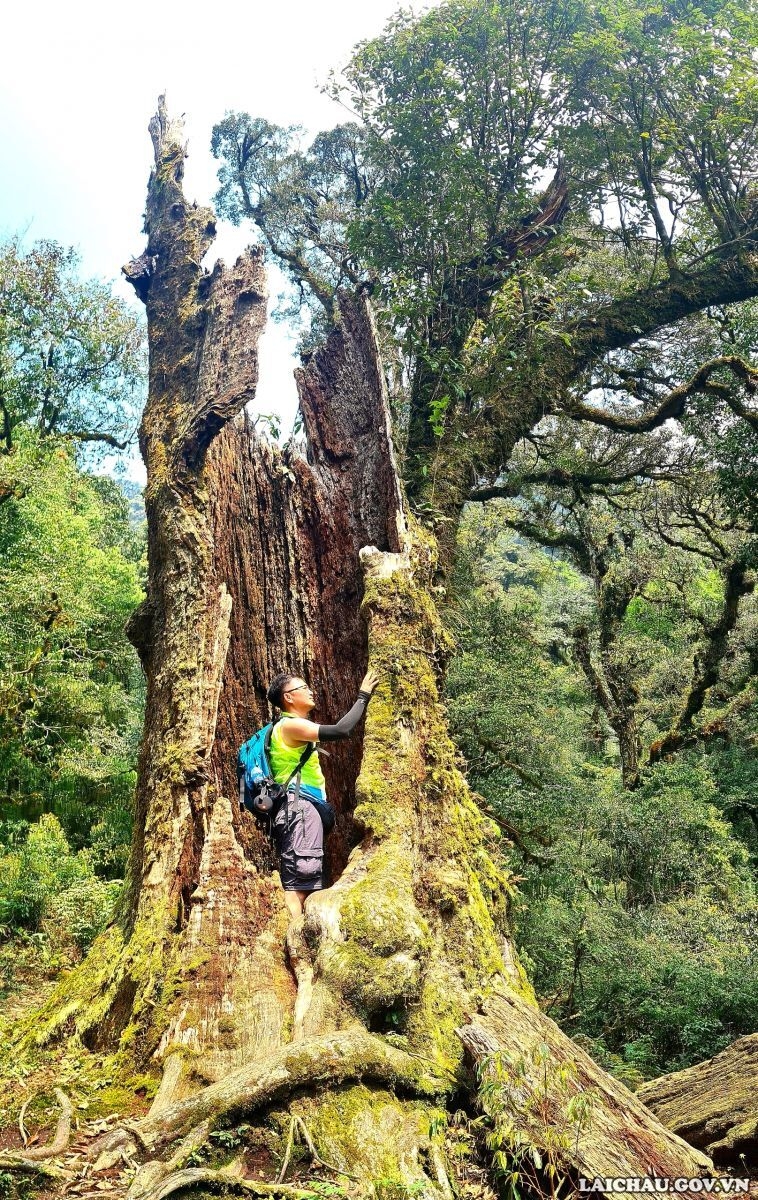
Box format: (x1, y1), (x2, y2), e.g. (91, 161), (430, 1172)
(0, 0), (426, 478)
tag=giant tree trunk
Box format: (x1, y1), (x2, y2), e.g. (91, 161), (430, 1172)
(6, 101), (716, 1199)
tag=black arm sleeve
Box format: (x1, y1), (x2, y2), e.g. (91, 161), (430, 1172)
(317, 691), (372, 742)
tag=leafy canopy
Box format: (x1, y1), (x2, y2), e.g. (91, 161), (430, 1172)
(213, 0), (758, 316)
(447, 513), (758, 1077)
(0, 237), (146, 453)
(212, 0), (758, 530)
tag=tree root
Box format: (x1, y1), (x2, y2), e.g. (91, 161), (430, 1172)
(99, 1027), (448, 1161)
(0, 1155), (72, 1181)
(277, 1114), (357, 1184)
(457, 987), (713, 1183)
(18, 1097), (31, 1148)
(93, 1126), (149, 1174)
(125, 1163), (317, 1200)
(88, 1029), (449, 1200)
(428, 1144), (454, 1200)
(0, 1088), (73, 1168)
(285, 921), (313, 1043)
(276, 1118), (296, 1183)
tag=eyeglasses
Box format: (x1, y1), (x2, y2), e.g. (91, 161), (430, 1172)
(286, 683), (310, 694)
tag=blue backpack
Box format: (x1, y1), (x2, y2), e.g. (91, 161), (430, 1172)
(237, 725), (335, 835)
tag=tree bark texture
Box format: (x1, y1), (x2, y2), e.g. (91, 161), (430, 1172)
(638, 1034), (758, 1172)
(5, 100), (721, 1198)
(457, 989), (712, 1185)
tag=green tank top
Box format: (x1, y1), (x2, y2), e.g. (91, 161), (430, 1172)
(269, 716), (326, 794)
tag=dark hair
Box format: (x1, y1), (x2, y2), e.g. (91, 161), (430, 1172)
(267, 672), (299, 709)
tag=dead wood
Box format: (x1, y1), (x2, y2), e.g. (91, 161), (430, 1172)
(457, 987), (713, 1187)
(639, 1033), (758, 1171)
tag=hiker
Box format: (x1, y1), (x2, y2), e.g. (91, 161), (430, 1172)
(265, 669), (379, 920)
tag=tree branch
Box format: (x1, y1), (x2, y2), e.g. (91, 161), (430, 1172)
(573, 625), (617, 723)
(64, 430), (133, 450)
(468, 463), (681, 501)
(486, 513), (594, 574)
(649, 559), (755, 764)
(0, 389), (12, 452)
(239, 179), (335, 311)
(568, 248), (758, 370)
(458, 164), (570, 305)
(566, 356), (758, 435)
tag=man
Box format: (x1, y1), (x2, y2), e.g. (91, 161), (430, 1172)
(265, 668), (379, 920)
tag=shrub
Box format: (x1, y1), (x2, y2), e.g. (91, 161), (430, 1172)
(0, 813), (118, 947)
(44, 875), (121, 950)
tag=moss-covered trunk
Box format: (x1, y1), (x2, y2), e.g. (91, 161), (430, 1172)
(2, 101), (717, 1199)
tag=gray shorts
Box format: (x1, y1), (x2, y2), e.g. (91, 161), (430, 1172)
(275, 793), (326, 892)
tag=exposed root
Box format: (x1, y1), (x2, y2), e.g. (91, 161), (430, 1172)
(276, 1117), (295, 1183)
(119, 1027), (448, 1157)
(92, 1126), (144, 1173)
(285, 921), (313, 1043)
(1, 1089), (73, 1165)
(428, 1144), (454, 1200)
(277, 1115), (356, 1185)
(289, 1118), (316, 1172)
(18, 1097), (31, 1147)
(147, 1051), (184, 1118)
(133, 1163), (319, 1200)
(84, 1030), (447, 1200)
(127, 1121), (227, 1200)
(0, 1155), (72, 1181)
(163, 1120), (212, 1176)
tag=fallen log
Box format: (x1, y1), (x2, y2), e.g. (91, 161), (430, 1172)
(638, 1033), (758, 1172)
(457, 987), (713, 1192)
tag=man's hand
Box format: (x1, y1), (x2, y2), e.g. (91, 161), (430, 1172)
(360, 668), (379, 694)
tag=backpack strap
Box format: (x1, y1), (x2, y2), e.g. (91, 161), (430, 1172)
(286, 739), (316, 777)
(263, 722), (274, 761)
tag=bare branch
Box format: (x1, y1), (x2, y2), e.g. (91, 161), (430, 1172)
(64, 430), (133, 450)
(238, 178), (335, 311)
(567, 356), (758, 434)
(649, 560), (755, 765)
(488, 512), (594, 574)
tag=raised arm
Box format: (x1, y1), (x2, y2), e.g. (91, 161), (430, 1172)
(279, 671), (378, 745)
